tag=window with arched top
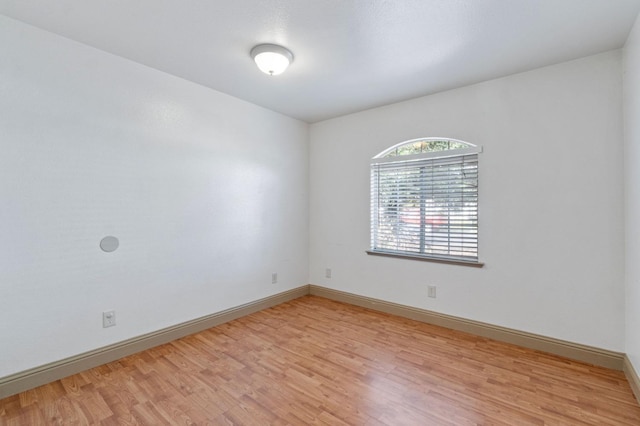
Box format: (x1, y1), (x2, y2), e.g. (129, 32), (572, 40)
(369, 138), (482, 265)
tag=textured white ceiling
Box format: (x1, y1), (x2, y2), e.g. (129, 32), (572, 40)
(2, 0), (640, 123)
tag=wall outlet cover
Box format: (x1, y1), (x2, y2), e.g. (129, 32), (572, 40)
(103, 310), (116, 328)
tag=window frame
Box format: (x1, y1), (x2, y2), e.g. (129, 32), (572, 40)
(368, 138), (483, 267)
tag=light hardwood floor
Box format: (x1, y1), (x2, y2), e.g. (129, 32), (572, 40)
(1, 295), (639, 425)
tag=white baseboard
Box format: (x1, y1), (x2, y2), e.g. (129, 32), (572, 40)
(0, 285), (308, 399)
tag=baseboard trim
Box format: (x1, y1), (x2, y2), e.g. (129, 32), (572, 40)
(0, 285), (309, 399)
(309, 285), (625, 371)
(2, 284), (633, 402)
(624, 355), (640, 405)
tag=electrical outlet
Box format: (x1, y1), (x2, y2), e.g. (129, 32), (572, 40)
(428, 286), (437, 298)
(325, 268), (332, 278)
(272, 272), (278, 284)
(103, 310), (116, 328)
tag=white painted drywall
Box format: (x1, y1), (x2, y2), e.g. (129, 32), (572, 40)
(0, 16), (309, 378)
(310, 51), (625, 351)
(624, 13), (640, 371)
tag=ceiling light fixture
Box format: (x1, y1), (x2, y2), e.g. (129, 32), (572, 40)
(250, 44), (294, 76)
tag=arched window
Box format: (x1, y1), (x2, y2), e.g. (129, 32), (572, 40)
(369, 138), (482, 265)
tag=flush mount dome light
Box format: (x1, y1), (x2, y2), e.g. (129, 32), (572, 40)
(250, 44), (293, 76)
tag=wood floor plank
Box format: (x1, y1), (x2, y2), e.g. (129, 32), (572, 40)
(1, 295), (639, 425)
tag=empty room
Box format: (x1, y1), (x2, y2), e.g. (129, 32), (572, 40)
(2, 0), (640, 424)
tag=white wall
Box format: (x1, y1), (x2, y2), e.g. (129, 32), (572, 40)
(0, 11), (631, 382)
(310, 51), (625, 351)
(624, 14), (640, 371)
(0, 16), (309, 378)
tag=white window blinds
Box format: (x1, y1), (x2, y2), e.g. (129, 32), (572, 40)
(370, 153), (479, 262)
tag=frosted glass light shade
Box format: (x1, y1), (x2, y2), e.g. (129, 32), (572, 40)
(250, 44), (293, 76)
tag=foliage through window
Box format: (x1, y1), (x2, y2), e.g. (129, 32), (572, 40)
(370, 138), (481, 263)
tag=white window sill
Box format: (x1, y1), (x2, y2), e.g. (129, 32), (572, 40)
(366, 250), (484, 268)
